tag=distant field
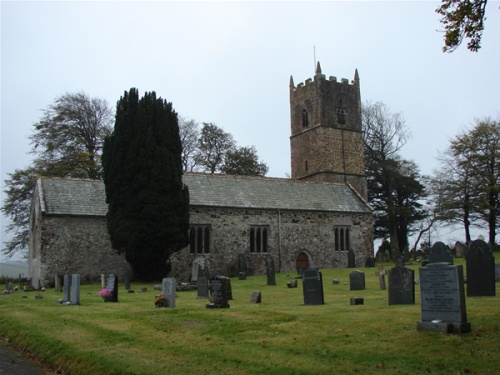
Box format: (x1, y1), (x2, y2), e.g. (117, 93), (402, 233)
(0, 261), (28, 279)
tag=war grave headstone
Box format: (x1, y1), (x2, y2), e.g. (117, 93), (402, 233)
(265, 254), (276, 285)
(197, 276), (209, 299)
(417, 262), (471, 334)
(466, 239), (496, 297)
(206, 276), (230, 308)
(302, 269), (324, 305)
(349, 270), (365, 291)
(161, 278), (176, 308)
(428, 241), (453, 265)
(104, 273), (118, 302)
(250, 291), (262, 304)
(388, 266), (415, 305)
(63, 274), (71, 302)
(70, 274), (81, 305)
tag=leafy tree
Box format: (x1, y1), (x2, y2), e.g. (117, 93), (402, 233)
(179, 117), (200, 172)
(194, 123), (235, 173)
(363, 101), (409, 258)
(436, 0), (489, 52)
(221, 146), (268, 176)
(431, 118), (500, 244)
(1, 92), (113, 257)
(102, 88), (189, 281)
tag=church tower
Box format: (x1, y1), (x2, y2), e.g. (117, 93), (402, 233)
(289, 62), (367, 199)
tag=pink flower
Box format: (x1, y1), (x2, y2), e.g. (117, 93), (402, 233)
(98, 288), (112, 297)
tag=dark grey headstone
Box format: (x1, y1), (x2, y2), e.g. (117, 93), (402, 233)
(347, 249), (356, 268)
(388, 266), (415, 305)
(241, 254), (254, 276)
(365, 257), (376, 268)
(466, 239), (496, 297)
(63, 274), (71, 302)
(429, 242), (453, 264)
(197, 276), (209, 299)
(349, 270), (365, 291)
(302, 269), (324, 305)
(105, 273), (118, 302)
(250, 291), (262, 304)
(379, 273), (386, 290)
(265, 254), (276, 285)
(70, 274), (80, 305)
(495, 264), (500, 282)
(417, 262), (471, 334)
(395, 256), (405, 267)
(161, 278), (176, 308)
(207, 276), (230, 308)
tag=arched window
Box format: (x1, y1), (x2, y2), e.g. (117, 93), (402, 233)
(302, 109), (309, 128)
(189, 225), (211, 254)
(334, 226), (351, 251)
(249, 226), (269, 253)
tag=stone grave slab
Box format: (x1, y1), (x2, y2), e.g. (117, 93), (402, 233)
(161, 278), (176, 308)
(302, 269), (324, 305)
(417, 263), (471, 334)
(388, 266), (414, 305)
(349, 270), (365, 291)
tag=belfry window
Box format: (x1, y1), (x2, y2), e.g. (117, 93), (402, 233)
(302, 109), (309, 128)
(190, 225), (211, 254)
(250, 226), (269, 253)
(334, 226), (350, 251)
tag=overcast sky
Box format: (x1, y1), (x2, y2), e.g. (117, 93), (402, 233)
(1, 1), (499, 259)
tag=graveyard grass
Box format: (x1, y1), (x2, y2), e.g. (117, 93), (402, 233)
(1, 259), (499, 375)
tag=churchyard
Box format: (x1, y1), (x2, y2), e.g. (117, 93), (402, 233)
(1, 258), (499, 374)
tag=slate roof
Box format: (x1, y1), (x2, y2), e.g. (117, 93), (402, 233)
(36, 174), (371, 216)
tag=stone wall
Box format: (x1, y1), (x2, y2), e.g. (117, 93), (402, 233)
(37, 216), (127, 286)
(171, 206), (373, 281)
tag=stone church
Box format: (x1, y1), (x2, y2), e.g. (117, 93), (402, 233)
(28, 63), (373, 286)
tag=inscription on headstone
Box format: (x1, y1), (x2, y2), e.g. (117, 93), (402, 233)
(197, 276), (209, 299)
(265, 254), (276, 285)
(161, 278), (176, 308)
(105, 274), (118, 302)
(428, 242), (453, 265)
(466, 239), (496, 297)
(349, 271), (365, 291)
(70, 274), (80, 305)
(417, 263), (471, 334)
(207, 276), (230, 308)
(302, 269), (324, 305)
(388, 266), (414, 305)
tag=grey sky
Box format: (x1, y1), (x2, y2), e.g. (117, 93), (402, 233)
(1, 1), (499, 258)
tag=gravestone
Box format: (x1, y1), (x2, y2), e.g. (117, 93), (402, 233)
(417, 262), (471, 334)
(105, 274), (118, 302)
(388, 266), (415, 305)
(240, 254), (255, 276)
(428, 242), (453, 264)
(207, 276), (230, 308)
(495, 264), (500, 282)
(347, 249), (356, 268)
(197, 276), (209, 299)
(70, 274), (80, 305)
(63, 274), (71, 302)
(454, 241), (467, 258)
(54, 275), (62, 293)
(395, 256), (405, 267)
(250, 291), (262, 304)
(349, 271), (365, 291)
(101, 274), (105, 288)
(365, 257), (375, 268)
(332, 279), (340, 285)
(161, 278), (176, 308)
(379, 273), (386, 290)
(265, 254), (276, 285)
(466, 239), (496, 297)
(350, 297), (364, 305)
(287, 280), (297, 288)
(191, 259), (204, 282)
(302, 269), (324, 305)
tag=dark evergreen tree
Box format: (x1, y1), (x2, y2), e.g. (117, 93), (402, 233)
(103, 88), (189, 281)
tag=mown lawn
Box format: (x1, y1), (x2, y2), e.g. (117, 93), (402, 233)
(1, 260), (499, 374)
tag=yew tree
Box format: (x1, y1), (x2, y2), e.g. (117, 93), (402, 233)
(103, 89), (190, 281)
